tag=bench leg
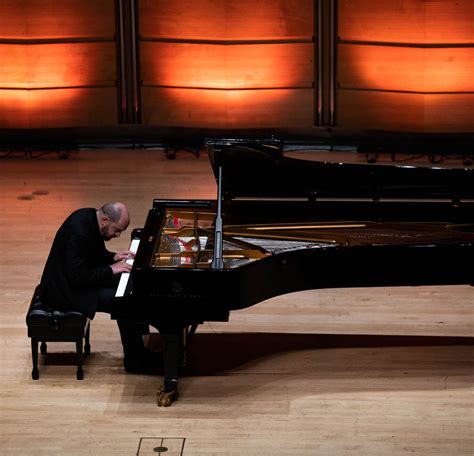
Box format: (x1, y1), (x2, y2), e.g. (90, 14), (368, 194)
(31, 338), (39, 380)
(40, 341), (47, 355)
(76, 339), (84, 380)
(84, 324), (91, 356)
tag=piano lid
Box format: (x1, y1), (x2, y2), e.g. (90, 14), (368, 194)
(206, 139), (474, 202)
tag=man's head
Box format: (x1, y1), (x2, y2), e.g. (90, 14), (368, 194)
(97, 202), (130, 241)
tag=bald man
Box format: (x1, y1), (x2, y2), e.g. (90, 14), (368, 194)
(39, 202), (160, 374)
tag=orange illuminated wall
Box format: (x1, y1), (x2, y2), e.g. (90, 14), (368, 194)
(337, 0), (474, 132)
(138, 0), (315, 128)
(1, 0), (472, 134)
(0, 0), (117, 129)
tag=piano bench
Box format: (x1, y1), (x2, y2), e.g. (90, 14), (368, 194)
(26, 287), (91, 380)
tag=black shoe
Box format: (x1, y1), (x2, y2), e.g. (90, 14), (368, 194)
(124, 348), (163, 375)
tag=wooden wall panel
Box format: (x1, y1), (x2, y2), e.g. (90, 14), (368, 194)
(339, 0), (474, 44)
(424, 94), (474, 133)
(142, 88), (314, 129)
(0, 0), (115, 39)
(0, 43), (116, 88)
(337, 0), (473, 133)
(139, 0), (315, 129)
(0, 88), (118, 129)
(337, 91), (473, 133)
(337, 91), (424, 132)
(0, 90), (30, 129)
(338, 46), (474, 93)
(0, 45), (28, 87)
(0, 0), (118, 129)
(140, 0), (313, 40)
(141, 43), (313, 89)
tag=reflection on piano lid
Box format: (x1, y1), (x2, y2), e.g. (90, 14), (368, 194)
(206, 139), (474, 202)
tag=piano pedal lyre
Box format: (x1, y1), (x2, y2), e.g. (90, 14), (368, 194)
(180, 324), (198, 368)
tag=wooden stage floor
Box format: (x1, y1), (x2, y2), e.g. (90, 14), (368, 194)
(1, 149), (473, 455)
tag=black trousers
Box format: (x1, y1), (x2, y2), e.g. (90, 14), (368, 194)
(96, 286), (149, 359)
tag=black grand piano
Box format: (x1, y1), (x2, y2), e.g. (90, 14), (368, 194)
(112, 139), (474, 406)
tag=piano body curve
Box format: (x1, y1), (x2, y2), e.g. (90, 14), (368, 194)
(112, 140), (474, 405)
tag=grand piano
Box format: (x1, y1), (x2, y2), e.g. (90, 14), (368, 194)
(112, 139), (474, 406)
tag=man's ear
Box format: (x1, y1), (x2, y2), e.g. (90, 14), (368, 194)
(100, 215), (110, 226)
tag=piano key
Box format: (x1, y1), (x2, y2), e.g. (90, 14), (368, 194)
(115, 238), (140, 297)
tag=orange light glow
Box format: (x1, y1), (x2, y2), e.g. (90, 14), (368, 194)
(0, 43), (116, 89)
(0, 1), (117, 128)
(0, 89), (78, 128)
(0, 88), (117, 128)
(338, 0), (474, 132)
(141, 42), (313, 89)
(0, 41), (116, 127)
(142, 87), (314, 129)
(339, 46), (474, 93)
(139, 0), (314, 128)
(0, 40), (115, 127)
(2, 0), (471, 132)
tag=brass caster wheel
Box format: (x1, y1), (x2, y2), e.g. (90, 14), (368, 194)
(157, 389), (177, 407)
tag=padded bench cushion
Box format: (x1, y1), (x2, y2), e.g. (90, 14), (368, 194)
(26, 286), (88, 338)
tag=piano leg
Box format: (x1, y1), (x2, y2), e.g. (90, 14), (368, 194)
(157, 329), (181, 407)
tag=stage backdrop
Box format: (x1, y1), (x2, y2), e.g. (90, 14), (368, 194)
(0, 0), (472, 132)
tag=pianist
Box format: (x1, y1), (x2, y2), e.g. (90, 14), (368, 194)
(38, 202), (162, 374)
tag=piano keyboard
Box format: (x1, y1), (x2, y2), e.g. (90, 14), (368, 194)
(115, 238), (140, 297)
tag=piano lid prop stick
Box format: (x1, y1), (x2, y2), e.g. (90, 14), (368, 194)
(211, 165), (224, 269)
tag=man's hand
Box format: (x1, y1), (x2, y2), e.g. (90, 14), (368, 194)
(110, 261), (132, 275)
(113, 251), (135, 262)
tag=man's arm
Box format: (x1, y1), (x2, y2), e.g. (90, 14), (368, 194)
(65, 236), (114, 287)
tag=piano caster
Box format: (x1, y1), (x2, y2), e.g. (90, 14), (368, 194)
(157, 379), (178, 407)
(157, 390), (177, 407)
